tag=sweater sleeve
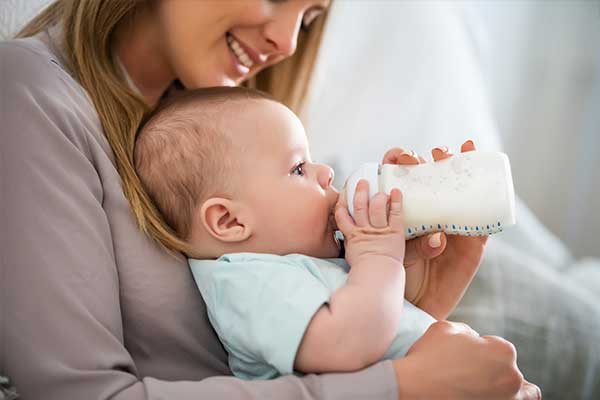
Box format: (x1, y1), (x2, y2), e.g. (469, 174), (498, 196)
(0, 40), (399, 400)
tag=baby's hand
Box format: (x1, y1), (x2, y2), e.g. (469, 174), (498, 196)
(335, 180), (406, 268)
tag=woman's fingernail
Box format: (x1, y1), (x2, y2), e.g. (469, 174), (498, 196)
(398, 151), (420, 164)
(429, 232), (442, 248)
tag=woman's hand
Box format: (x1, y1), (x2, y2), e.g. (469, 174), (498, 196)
(393, 321), (542, 400)
(382, 140), (488, 320)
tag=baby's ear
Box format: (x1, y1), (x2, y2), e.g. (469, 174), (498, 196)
(198, 198), (252, 243)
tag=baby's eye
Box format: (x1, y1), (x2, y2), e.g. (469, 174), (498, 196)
(291, 162), (306, 176)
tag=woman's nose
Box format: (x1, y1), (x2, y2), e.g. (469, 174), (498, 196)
(317, 164), (334, 189)
(262, 14), (301, 57)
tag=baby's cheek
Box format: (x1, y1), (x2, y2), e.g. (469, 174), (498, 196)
(311, 211), (331, 238)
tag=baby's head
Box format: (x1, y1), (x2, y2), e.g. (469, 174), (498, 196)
(135, 87), (340, 259)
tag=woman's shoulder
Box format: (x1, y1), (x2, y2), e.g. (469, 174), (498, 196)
(1, 35), (93, 110)
(1, 36), (107, 156)
(2, 35), (87, 103)
(1, 35), (50, 55)
(1, 35), (67, 83)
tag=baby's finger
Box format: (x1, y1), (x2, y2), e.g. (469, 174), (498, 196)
(369, 192), (389, 228)
(460, 139), (476, 152)
(353, 179), (370, 227)
(388, 188), (405, 230)
(334, 205), (355, 236)
(432, 146), (453, 162)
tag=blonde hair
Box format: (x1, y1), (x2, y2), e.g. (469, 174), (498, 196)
(135, 87), (275, 241)
(17, 0), (330, 255)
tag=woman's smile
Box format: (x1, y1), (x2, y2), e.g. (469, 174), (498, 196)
(227, 32), (253, 69)
(226, 32), (266, 78)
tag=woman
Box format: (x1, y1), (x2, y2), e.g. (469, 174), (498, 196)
(0, 1), (540, 399)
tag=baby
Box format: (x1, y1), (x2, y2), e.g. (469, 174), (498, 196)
(134, 87), (437, 380)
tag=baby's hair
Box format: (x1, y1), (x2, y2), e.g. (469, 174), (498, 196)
(134, 87), (276, 240)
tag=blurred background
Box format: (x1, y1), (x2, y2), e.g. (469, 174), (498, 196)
(462, 0), (600, 259)
(304, 0), (600, 259)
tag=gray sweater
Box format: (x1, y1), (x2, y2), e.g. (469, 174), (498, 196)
(0, 34), (398, 400)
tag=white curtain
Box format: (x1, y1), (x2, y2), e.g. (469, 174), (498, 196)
(305, 0), (600, 258)
(458, 0), (600, 258)
(0, 0), (49, 39)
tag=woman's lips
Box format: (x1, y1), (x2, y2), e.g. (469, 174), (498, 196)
(227, 32), (265, 66)
(226, 33), (253, 69)
(226, 35), (250, 77)
(225, 32), (267, 79)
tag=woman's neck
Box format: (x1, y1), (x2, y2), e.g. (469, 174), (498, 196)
(113, 6), (175, 107)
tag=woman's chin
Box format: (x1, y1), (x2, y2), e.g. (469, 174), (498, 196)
(204, 76), (237, 88)
(181, 73), (237, 89)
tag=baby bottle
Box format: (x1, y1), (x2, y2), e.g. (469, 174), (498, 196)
(344, 151), (516, 238)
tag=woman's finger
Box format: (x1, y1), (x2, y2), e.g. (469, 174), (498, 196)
(382, 147), (408, 164)
(353, 179), (370, 227)
(369, 192), (389, 228)
(432, 140), (476, 161)
(513, 381), (542, 400)
(382, 148), (422, 165)
(396, 150), (421, 165)
(461, 139), (476, 153)
(454, 322), (480, 337)
(404, 232), (446, 263)
(440, 320), (480, 337)
(431, 146), (453, 162)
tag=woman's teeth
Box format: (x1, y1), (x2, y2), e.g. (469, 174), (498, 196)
(227, 33), (254, 69)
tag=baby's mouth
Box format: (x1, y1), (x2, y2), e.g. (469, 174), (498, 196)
(328, 210), (338, 231)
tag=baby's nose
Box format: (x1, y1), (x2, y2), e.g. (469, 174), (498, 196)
(318, 164), (334, 189)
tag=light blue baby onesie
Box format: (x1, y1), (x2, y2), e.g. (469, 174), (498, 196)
(189, 253), (436, 380)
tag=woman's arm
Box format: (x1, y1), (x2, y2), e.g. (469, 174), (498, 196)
(392, 321), (541, 400)
(0, 40), (398, 400)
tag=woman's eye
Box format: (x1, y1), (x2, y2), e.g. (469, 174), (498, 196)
(291, 162), (306, 176)
(301, 8), (323, 32)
